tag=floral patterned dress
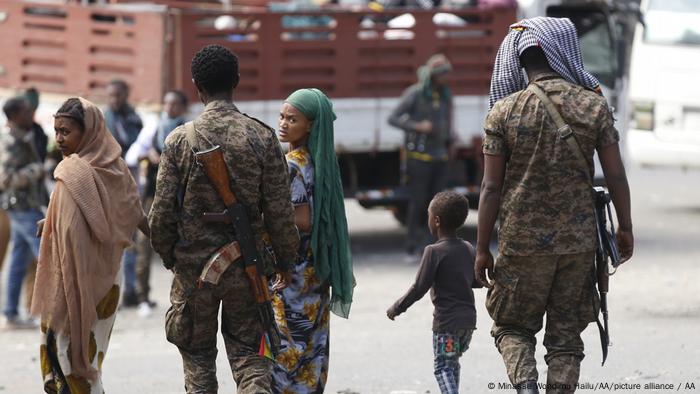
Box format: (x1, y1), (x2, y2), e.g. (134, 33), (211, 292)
(272, 146), (331, 394)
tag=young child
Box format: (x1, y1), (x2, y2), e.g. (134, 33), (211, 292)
(387, 191), (477, 394)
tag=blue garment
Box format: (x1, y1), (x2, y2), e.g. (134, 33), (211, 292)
(272, 147), (330, 393)
(154, 114), (186, 153)
(433, 329), (474, 394)
(121, 247), (137, 293)
(3, 208), (43, 318)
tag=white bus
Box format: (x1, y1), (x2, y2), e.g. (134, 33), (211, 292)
(628, 0), (700, 169)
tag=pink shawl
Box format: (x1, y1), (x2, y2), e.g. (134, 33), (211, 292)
(31, 98), (144, 379)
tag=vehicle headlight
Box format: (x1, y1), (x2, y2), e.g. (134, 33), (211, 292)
(631, 100), (654, 131)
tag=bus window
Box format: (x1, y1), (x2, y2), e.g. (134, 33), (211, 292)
(644, 0), (700, 46)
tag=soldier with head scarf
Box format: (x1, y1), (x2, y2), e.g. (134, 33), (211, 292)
(475, 17), (633, 393)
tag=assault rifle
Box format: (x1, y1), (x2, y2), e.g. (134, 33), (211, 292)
(594, 186), (621, 366)
(194, 144), (281, 358)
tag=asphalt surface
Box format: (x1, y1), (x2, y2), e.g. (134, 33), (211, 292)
(1, 164), (699, 393)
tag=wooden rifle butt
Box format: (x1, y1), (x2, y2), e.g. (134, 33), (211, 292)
(195, 146), (237, 206)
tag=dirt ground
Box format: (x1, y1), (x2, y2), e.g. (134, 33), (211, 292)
(1, 165), (699, 393)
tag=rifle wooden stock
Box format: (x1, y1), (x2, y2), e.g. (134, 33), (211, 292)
(195, 146), (237, 207)
(245, 264), (271, 304)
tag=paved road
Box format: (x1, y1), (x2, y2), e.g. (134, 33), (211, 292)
(2, 164), (699, 393)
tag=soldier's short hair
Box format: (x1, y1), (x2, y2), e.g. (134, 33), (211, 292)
(191, 44), (239, 95)
(430, 191), (469, 231)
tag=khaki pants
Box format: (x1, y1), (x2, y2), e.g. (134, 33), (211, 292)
(166, 264), (273, 394)
(486, 252), (599, 394)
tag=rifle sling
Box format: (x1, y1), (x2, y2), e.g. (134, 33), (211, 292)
(527, 83), (593, 180)
(184, 121), (198, 152)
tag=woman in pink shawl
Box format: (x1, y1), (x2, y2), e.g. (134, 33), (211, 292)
(31, 98), (147, 393)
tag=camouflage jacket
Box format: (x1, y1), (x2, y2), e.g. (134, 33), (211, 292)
(0, 127), (47, 211)
(149, 100), (299, 274)
(483, 73), (619, 256)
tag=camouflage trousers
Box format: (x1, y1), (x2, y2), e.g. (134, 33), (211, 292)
(166, 263), (273, 394)
(486, 252), (599, 394)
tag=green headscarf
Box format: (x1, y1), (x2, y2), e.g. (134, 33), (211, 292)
(285, 88), (354, 318)
(417, 53), (453, 100)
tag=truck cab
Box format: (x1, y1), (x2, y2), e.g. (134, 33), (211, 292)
(539, 0), (635, 183)
(627, 0), (700, 169)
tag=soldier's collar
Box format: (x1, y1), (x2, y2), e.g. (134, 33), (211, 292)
(530, 72), (562, 83)
(203, 100), (239, 113)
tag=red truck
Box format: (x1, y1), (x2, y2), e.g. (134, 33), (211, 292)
(0, 0), (517, 224)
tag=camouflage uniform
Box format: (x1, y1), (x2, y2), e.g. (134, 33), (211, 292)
(149, 100), (299, 394)
(0, 126), (47, 321)
(482, 73), (619, 393)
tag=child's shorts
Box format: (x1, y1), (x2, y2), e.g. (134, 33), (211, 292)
(433, 329), (474, 358)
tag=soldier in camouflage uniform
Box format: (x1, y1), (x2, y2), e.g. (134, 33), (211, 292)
(0, 96), (47, 330)
(149, 45), (299, 394)
(475, 18), (634, 394)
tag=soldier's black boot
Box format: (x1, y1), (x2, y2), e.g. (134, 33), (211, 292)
(516, 380), (540, 394)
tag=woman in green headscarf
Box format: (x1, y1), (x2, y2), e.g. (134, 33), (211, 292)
(271, 88), (354, 393)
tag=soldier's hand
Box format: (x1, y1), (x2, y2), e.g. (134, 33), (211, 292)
(475, 249), (495, 288)
(271, 270), (292, 292)
(386, 306), (397, 321)
(617, 227), (634, 264)
(414, 120), (433, 134)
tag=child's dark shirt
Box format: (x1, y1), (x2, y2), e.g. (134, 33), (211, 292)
(391, 238), (476, 331)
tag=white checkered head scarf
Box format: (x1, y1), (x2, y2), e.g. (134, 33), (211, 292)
(488, 17), (601, 109)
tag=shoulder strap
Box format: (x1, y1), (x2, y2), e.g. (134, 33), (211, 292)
(527, 83), (592, 179)
(184, 121), (198, 153)
(176, 121), (196, 209)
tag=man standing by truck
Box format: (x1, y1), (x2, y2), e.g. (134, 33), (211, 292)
(476, 18), (634, 393)
(389, 54), (454, 260)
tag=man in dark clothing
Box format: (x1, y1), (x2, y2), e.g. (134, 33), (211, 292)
(105, 79), (143, 157)
(104, 79), (143, 307)
(387, 191), (476, 394)
(388, 54), (454, 259)
(476, 17), (634, 394)
(125, 90), (189, 316)
(20, 88), (48, 312)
